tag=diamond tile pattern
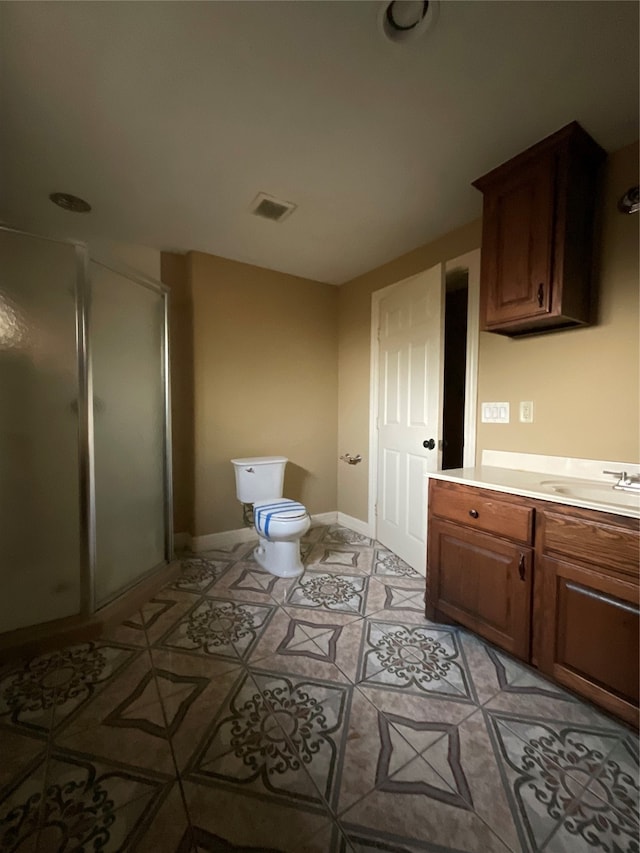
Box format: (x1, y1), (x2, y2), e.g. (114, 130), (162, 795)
(0, 524), (636, 853)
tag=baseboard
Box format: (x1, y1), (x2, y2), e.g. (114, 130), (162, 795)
(190, 511), (338, 553)
(337, 512), (375, 539)
(310, 511), (337, 526)
(0, 560), (181, 663)
(190, 526), (256, 553)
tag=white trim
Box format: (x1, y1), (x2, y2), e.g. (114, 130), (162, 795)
(173, 532), (192, 552)
(337, 512), (375, 539)
(310, 511), (338, 526)
(190, 511), (338, 553)
(368, 250), (481, 534)
(191, 526), (257, 553)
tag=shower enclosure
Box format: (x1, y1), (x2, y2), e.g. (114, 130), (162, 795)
(0, 226), (173, 635)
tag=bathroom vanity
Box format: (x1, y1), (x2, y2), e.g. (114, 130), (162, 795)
(426, 454), (640, 727)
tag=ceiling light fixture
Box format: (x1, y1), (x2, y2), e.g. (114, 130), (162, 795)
(49, 192), (92, 213)
(379, 0), (439, 45)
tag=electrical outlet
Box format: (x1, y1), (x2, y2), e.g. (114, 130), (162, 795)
(519, 401), (534, 423)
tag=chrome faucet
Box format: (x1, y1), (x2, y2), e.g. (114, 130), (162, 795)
(603, 470), (640, 492)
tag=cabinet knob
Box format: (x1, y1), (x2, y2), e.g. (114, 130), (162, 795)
(469, 509), (479, 519)
(518, 553), (525, 580)
(537, 283), (545, 308)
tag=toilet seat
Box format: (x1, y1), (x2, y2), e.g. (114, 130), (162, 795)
(254, 499), (308, 537)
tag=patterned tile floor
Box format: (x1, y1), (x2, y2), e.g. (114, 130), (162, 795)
(0, 524), (638, 852)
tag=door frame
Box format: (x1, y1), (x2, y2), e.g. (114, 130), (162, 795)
(367, 249), (480, 535)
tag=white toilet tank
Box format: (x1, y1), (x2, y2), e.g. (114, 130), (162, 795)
(231, 456), (288, 503)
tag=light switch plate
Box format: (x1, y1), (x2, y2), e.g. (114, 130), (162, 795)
(481, 402), (510, 423)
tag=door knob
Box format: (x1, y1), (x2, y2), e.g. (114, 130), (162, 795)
(423, 439), (435, 450)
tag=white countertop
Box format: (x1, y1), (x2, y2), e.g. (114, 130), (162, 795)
(427, 452), (640, 520)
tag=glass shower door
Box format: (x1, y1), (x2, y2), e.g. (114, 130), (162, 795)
(0, 230), (82, 632)
(90, 261), (168, 607)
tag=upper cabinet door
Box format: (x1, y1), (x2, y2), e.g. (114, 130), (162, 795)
(473, 122), (606, 337)
(481, 152), (556, 327)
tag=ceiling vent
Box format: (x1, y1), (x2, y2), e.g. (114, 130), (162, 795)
(250, 192), (297, 223)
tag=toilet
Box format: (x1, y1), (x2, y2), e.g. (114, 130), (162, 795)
(231, 456), (310, 578)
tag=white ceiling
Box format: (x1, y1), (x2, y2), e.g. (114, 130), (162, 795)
(1, 1), (638, 285)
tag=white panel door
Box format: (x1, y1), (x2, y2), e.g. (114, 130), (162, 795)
(376, 265), (444, 573)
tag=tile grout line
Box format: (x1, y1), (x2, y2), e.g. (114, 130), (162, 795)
(3, 525), (634, 853)
(242, 660), (349, 826)
(153, 533), (639, 852)
(537, 732), (639, 852)
(141, 603), (198, 851)
(250, 538), (473, 839)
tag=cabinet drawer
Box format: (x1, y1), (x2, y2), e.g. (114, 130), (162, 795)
(540, 511), (640, 579)
(430, 482), (534, 544)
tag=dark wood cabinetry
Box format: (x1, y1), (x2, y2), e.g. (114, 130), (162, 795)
(428, 519), (532, 659)
(426, 478), (640, 727)
(473, 122), (606, 336)
(537, 508), (639, 726)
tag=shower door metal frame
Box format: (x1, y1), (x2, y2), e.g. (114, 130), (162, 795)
(86, 257), (174, 612)
(0, 225), (174, 617)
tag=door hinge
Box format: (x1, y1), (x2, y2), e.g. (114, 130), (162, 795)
(374, 503), (378, 517)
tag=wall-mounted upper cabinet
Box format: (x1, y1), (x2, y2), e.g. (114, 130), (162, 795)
(473, 122), (606, 337)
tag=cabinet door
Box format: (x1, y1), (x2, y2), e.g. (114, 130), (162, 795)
(480, 152), (555, 328)
(539, 556), (639, 727)
(427, 519), (532, 660)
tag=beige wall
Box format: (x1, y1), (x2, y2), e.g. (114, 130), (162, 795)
(476, 140), (639, 463)
(187, 251), (338, 537)
(337, 220), (482, 521)
(165, 141), (638, 534)
(336, 141), (639, 523)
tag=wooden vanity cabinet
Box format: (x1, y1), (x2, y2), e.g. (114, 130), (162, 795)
(426, 478), (640, 727)
(537, 508), (640, 727)
(426, 480), (534, 659)
(472, 121), (606, 337)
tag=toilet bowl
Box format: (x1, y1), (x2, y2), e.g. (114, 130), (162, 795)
(252, 499), (310, 577)
(230, 457), (310, 578)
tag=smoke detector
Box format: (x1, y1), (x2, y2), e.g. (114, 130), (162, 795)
(250, 192), (297, 223)
(379, 0), (439, 45)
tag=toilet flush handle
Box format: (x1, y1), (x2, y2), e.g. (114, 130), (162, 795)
(246, 467), (254, 473)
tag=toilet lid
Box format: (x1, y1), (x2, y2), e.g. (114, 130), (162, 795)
(253, 499), (308, 535)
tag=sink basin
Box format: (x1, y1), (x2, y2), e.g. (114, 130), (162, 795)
(538, 479), (640, 510)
